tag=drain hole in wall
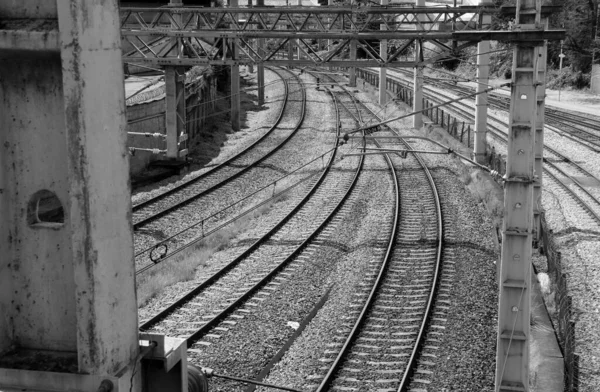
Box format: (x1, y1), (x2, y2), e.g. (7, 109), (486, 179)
(27, 190), (64, 229)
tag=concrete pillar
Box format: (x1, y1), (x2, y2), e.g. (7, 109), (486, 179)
(378, 0), (388, 105)
(473, 1), (492, 164)
(349, 39), (357, 87)
(165, 0), (187, 159)
(328, 0), (334, 53)
(533, 20), (548, 245)
(412, 0), (425, 129)
(495, 1), (541, 390)
(257, 0), (265, 105)
(230, 0), (241, 131)
(0, 0), (139, 390)
(165, 66), (187, 158)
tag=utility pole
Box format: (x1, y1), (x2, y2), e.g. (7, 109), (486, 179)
(558, 40), (564, 101)
(495, 0), (542, 390)
(413, 0), (425, 129)
(473, 0), (492, 164)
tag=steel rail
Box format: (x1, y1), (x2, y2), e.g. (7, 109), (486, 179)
(411, 72), (600, 152)
(131, 66), (290, 222)
(314, 72), (443, 392)
(314, 85), (399, 392)
(141, 82), (364, 339)
(373, 69), (600, 225)
(182, 87), (366, 345)
(132, 67), (307, 244)
(416, 84), (600, 224)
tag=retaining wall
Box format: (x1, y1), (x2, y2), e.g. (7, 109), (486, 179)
(126, 71), (217, 175)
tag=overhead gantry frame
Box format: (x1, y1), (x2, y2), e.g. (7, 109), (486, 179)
(120, 5), (563, 67)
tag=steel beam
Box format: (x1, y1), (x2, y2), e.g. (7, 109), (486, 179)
(119, 5), (563, 67)
(495, 1), (541, 390)
(474, 0), (492, 164)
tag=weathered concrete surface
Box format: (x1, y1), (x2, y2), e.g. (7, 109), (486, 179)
(1, 2), (140, 389)
(530, 272), (564, 392)
(57, 0), (139, 375)
(0, 58), (77, 354)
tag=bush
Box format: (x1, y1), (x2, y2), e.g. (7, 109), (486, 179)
(546, 66), (591, 90)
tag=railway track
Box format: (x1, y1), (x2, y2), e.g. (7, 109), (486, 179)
(360, 68), (600, 228)
(133, 67), (316, 268)
(393, 68), (600, 152)
(139, 85), (368, 372)
(133, 66), (296, 228)
(302, 72), (447, 391)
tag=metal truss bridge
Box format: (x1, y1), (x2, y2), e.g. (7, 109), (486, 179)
(120, 4), (563, 67)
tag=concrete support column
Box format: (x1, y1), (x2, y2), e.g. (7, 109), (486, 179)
(378, 0), (388, 105)
(0, 1), (139, 390)
(257, 0), (265, 105)
(412, 0), (425, 129)
(473, 2), (492, 164)
(533, 21), (548, 245)
(230, 0), (241, 132)
(165, 0), (187, 159)
(413, 49), (424, 129)
(165, 66), (187, 158)
(495, 1), (541, 390)
(349, 39), (357, 87)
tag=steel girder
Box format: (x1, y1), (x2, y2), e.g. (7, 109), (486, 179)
(120, 5), (564, 67)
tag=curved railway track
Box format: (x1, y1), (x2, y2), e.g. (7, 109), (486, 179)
(139, 86), (368, 366)
(133, 66), (296, 229)
(360, 68), (600, 227)
(133, 67), (316, 268)
(306, 72), (446, 392)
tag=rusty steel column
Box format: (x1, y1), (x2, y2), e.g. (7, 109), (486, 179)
(0, 0), (140, 390)
(412, 0), (425, 129)
(473, 0), (492, 164)
(378, 0), (388, 105)
(495, 1), (541, 390)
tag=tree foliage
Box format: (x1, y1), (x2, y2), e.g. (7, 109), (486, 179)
(547, 0), (599, 72)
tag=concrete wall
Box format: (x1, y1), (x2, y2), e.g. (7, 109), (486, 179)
(127, 99), (167, 174)
(126, 73), (217, 174)
(0, 59), (78, 354)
